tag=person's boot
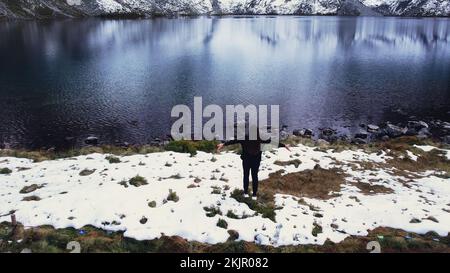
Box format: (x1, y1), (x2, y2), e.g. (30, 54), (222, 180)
(252, 195), (257, 200)
(244, 193), (249, 198)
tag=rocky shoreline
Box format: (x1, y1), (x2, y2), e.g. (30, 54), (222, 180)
(291, 119), (450, 146)
(2, 118), (450, 153)
(69, 118), (450, 149)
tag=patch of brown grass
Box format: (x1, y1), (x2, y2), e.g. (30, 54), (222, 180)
(2, 222), (448, 253)
(345, 138), (449, 178)
(0, 145), (164, 162)
(260, 166), (347, 200)
(274, 159), (302, 168)
(386, 149), (450, 174)
(282, 137), (316, 147)
(371, 136), (441, 151)
(350, 181), (394, 195)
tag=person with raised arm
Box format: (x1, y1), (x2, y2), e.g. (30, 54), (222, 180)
(216, 128), (290, 200)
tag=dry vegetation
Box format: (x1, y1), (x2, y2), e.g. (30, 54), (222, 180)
(260, 166), (347, 200)
(1, 222), (448, 253)
(0, 145), (165, 162)
(229, 136), (449, 225)
(1, 136), (449, 252)
(386, 149), (450, 174)
(350, 181), (394, 195)
(274, 159), (302, 168)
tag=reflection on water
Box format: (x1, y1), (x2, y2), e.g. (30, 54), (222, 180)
(0, 16), (449, 149)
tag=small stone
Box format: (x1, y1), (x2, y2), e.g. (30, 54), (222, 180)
(354, 130), (369, 139)
(407, 120), (428, 130)
(293, 128), (313, 137)
(367, 124), (379, 132)
(84, 136), (99, 145)
(443, 135), (450, 144)
(227, 230), (239, 241)
(417, 133), (428, 140)
(352, 137), (367, 144)
(303, 129), (313, 137)
(425, 216), (439, 223)
(320, 128), (336, 137)
(79, 169), (96, 176)
(22, 195), (41, 201)
(19, 184), (41, 194)
(316, 139), (330, 146)
(385, 123), (407, 138)
(140, 217), (148, 224)
(293, 129), (303, 136)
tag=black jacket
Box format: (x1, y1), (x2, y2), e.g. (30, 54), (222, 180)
(223, 136), (286, 157)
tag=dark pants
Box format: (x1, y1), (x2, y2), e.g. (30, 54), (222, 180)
(242, 153), (261, 196)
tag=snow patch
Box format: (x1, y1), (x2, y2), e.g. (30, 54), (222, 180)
(67, 0), (82, 6)
(1, 144), (449, 246)
(96, 0), (124, 13)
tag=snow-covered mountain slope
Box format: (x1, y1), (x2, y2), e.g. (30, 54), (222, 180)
(362, 0), (450, 16)
(0, 0), (448, 19)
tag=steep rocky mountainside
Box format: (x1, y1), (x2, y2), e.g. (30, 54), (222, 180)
(0, 0), (449, 19)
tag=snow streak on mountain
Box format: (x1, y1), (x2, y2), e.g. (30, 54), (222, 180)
(0, 0), (449, 19)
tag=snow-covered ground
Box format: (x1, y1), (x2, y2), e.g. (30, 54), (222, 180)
(1, 144), (449, 246)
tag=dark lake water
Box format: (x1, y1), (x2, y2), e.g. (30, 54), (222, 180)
(0, 16), (449, 149)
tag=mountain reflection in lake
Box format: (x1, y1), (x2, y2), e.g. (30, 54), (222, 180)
(0, 16), (449, 149)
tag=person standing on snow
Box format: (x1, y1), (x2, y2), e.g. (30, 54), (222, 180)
(216, 129), (290, 200)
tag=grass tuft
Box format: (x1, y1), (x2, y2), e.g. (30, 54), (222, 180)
(226, 210), (240, 219)
(0, 167), (12, 174)
(105, 155), (121, 164)
(217, 219), (228, 229)
(165, 140), (218, 156)
(230, 189), (276, 222)
(166, 189), (179, 202)
(274, 159), (302, 168)
(260, 167), (346, 200)
(204, 206), (222, 217)
(312, 222), (323, 237)
(129, 175), (148, 187)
